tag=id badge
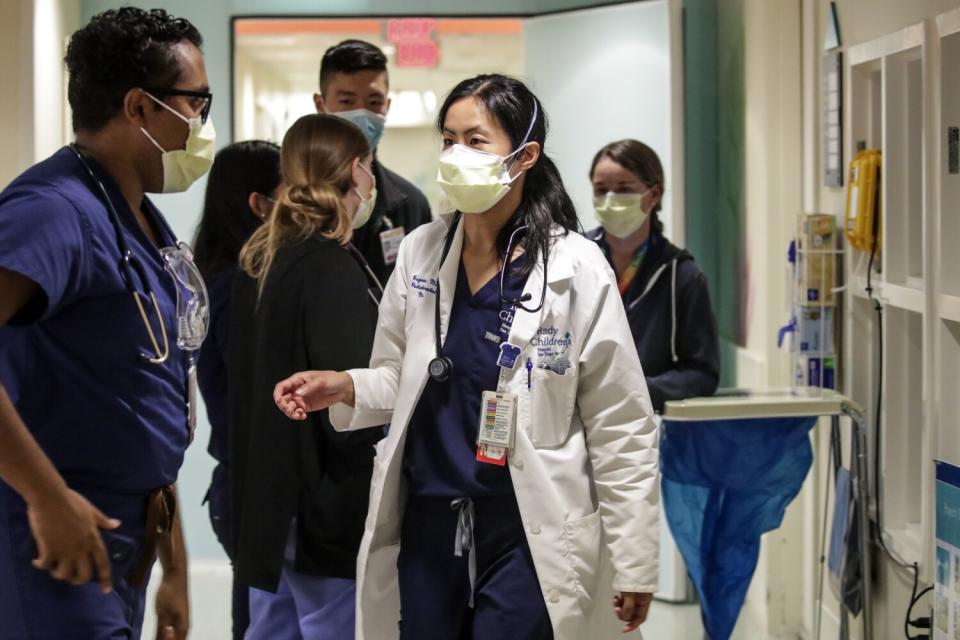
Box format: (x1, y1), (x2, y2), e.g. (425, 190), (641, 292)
(380, 227), (405, 266)
(187, 364), (198, 444)
(476, 391), (516, 466)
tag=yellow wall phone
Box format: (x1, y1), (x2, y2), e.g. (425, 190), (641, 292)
(844, 149), (882, 252)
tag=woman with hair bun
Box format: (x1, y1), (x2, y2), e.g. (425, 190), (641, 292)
(230, 113), (384, 639)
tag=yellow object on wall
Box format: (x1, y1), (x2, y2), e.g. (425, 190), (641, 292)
(844, 149), (882, 253)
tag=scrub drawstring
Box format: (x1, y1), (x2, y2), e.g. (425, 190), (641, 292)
(450, 497), (477, 608)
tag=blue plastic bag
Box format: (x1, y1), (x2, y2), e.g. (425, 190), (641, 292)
(660, 417), (817, 640)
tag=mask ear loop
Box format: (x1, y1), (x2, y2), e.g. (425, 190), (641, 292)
(503, 100), (540, 175)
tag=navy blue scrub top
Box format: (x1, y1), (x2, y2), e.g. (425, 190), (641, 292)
(0, 147), (190, 498)
(404, 258), (528, 498)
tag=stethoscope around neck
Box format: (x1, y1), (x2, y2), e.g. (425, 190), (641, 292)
(69, 144), (173, 364)
(427, 211), (549, 383)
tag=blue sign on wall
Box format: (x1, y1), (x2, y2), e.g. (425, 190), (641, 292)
(934, 461), (960, 639)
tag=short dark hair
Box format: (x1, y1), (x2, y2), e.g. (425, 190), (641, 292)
(319, 39), (389, 95)
(65, 7), (203, 132)
(193, 141), (281, 281)
(590, 139), (666, 235)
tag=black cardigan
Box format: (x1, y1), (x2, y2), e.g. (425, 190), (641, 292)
(228, 236), (382, 592)
(588, 228), (720, 412)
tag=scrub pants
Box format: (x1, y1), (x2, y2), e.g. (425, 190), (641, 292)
(398, 494), (553, 640)
(206, 463), (249, 640)
(245, 523), (356, 640)
(0, 485), (150, 640)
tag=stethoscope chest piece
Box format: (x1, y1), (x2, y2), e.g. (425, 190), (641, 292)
(428, 355), (453, 383)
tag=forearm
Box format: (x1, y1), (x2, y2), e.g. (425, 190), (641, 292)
(158, 487), (188, 578)
(646, 365), (719, 412)
(0, 383), (67, 504)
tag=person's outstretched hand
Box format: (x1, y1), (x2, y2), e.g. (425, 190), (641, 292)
(274, 371), (355, 420)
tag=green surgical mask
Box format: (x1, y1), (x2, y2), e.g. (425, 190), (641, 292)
(141, 92), (216, 194)
(593, 192), (649, 238)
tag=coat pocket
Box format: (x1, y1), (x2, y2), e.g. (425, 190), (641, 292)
(527, 365), (578, 447)
(561, 508), (602, 604)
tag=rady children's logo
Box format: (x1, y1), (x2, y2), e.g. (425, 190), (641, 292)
(532, 326), (573, 374)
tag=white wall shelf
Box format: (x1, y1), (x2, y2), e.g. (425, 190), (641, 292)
(939, 318), (960, 461)
(844, 21), (931, 572)
(881, 524), (925, 567)
(882, 282), (926, 313)
(848, 278), (924, 312)
(941, 295), (960, 323)
(936, 8), (960, 485)
(939, 13), (960, 300)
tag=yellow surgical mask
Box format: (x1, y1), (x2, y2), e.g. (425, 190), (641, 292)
(352, 163), (377, 229)
(141, 92), (216, 194)
(593, 192), (649, 238)
(436, 144), (526, 214)
(436, 102), (539, 214)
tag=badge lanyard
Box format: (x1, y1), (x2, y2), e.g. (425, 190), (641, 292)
(346, 242), (385, 305)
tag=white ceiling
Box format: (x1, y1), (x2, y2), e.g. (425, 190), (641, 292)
(235, 22), (526, 96)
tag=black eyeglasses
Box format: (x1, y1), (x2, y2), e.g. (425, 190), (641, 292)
(144, 87), (213, 124)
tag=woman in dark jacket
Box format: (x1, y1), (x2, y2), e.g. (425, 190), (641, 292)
(193, 139), (281, 640)
(587, 139), (719, 412)
(231, 114), (383, 639)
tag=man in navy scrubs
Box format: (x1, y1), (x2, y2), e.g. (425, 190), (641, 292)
(0, 8), (214, 639)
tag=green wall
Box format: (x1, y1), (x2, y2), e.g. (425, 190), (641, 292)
(683, 0), (744, 387)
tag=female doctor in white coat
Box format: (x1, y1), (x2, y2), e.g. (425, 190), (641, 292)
(274, 74), (660, 639)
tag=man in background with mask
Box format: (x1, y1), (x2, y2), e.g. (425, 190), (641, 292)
(314, 39), (432, 284)
(0, 8), (214, 639)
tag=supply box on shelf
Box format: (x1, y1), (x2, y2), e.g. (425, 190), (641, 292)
(790, 213), (841, 391)
(798, 214), (838, 306)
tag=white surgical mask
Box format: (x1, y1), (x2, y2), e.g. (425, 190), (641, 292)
(593, 191), (650, 238)
(352, 163), (377, 229)
(333, 109), (387, 150)
(435, 144), (528, 214)
(141, 92), (216, 193)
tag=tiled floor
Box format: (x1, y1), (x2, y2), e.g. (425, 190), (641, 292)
(640, 599), (772, 640)
(141, 562), (772, 639)
(640, 600), (706, 639)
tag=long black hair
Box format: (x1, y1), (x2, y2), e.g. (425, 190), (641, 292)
(437, 74), (579, 276)
(193, 140), (281, 281)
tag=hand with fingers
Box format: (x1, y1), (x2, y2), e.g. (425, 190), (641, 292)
(273, 370), (355, 420)
(614, 592), (653, 633)
(155, 570), (189, 640)
(26, 488), (120, 593)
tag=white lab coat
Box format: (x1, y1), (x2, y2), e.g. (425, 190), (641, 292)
(330, 213), (660, 639)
